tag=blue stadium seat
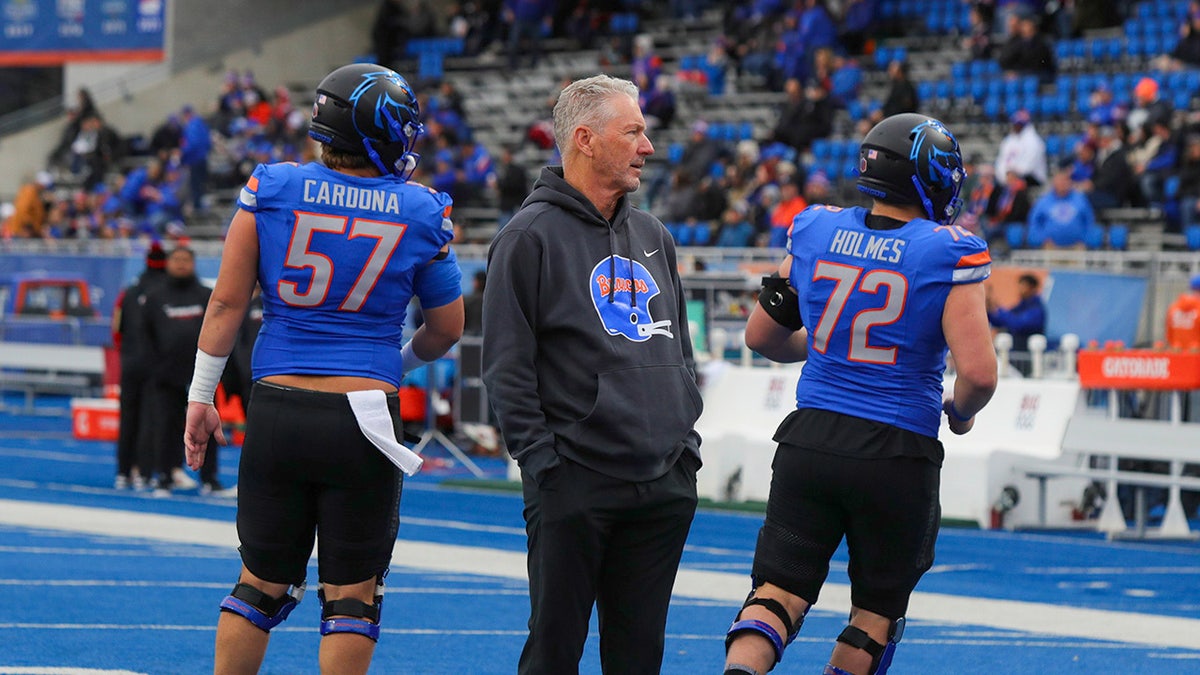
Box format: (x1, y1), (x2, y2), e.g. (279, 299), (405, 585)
(675, 222), (693, 245)
(739, 122), (755, 141)
(1084, 225), (1106, 250)
(952, 62), (968, 80)
(811, 138), (832, 161)
(1005, 224), (1026, 250)
(1108, 224), (1129, 250)
(669, 142), (684, 164)
(691, 222), (711, 246)
(847, 98), (865, 120)
(1186, 225), (1200, 250)
(1045, 134), (1062, 157)
(918, 80), (936, 103)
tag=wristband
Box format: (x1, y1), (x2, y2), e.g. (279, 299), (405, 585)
(947, 402), (972, 422)
(187, 349), (229, 405)
(401, 341), (432, 375)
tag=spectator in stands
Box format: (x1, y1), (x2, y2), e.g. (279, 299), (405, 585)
(112, 243), (168, 490)
(767, 174), (806, 248)
(993, 0), (1039, 38)
(802, 169), (832, 206)
(640, 73), (677, 129)
(494, 145), (529, 229)
(838, 0), (875, 55)
(1156, 5), (1200, 69)
(1176, 134), (1200, 233)
(118, 158), (183, 236)
(997, 15), (1056, 81)
(504, 0), (553, 70)
(962, 3), (995, 58)
(1072, 0), (1123, 32)
(47, 88), (98, 169)
(1088, 124), (1137, 210)
(69, 113), (123, 191)
(769, 77), (834, 156)
(1068, 138), (1098, 188)
(1130, 118), (1180, 206)
(372, 0), (415, 68)
(1027, 160), (1097, 249)
(179, 105), (212, 214)
(991, 169), (1033, 243)
(714, 202), (756, 247)
(987, 272), (1047, 354)
(142, 246), (218, 495)
(960, 162), (1001, 245)
(1, 171), (54, 239)
(149, 114), (183, 159)
(674, 120), (728, 195)
(995, 109), (1048, 186)
(880, 59), (919, 119)
(1126, 77), (1172, 147)
(662, 168), (702, 224)
(1087, 83), (1122, 127)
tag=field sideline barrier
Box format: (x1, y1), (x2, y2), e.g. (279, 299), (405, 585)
(695, 362), (1081, 528)
(0, 341), (105, 413)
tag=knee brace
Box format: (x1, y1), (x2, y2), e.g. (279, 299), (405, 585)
(725, 583), (809, 667)
(834, 617), (905, 675)
(317, 577), (385, 642)
(219, 580), (305, 633)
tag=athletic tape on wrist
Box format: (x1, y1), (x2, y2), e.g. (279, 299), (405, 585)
(401, 341), (431, 375)
(188, 350), (229, 405)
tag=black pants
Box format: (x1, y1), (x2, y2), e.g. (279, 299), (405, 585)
(115, 366), (152, 478)
(152, 381), (216, 485)
(519, 453), (699, 675)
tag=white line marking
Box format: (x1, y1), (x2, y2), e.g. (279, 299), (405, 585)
(1, 499), (1199, 650)
(0, 669), (147, 674)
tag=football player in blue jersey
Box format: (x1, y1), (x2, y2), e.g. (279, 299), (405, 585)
(182, 63), (463, 675)
(723, 113), (998, 675)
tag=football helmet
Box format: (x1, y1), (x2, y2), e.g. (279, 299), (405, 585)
(856, 113), (965, 225)
(309, 63), (423, 180)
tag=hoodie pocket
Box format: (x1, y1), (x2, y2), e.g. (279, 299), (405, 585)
(574, 365), (702, 460)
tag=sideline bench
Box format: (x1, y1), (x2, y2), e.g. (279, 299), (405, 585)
(1016, 415), (1200, 540)
(0, 342), (105, 414)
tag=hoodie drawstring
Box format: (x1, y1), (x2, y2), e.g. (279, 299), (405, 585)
(607, 225), (617, 304)
(624, 223), (636, 308)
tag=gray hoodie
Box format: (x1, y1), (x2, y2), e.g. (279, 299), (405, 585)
(482, 167), (703, 484)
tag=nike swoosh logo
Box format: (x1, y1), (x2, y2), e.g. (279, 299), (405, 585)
(643, 249), (660, 257)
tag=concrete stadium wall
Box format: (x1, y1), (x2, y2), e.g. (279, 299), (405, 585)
(0, 1), (377, 197)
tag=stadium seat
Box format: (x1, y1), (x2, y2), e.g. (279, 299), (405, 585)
(1084, 225), (1106, 250)
(1108, 224), (1129, 250)
(1005, 223), (1026, 250)
(1186, 225), (1200, 250)
(691, 222), (712, 246)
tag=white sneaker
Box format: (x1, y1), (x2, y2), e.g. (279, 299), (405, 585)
(171, 467), (198, 490)
(114, 475), (129, 490)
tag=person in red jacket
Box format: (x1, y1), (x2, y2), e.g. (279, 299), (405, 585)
(1166, 274), (1200, 349)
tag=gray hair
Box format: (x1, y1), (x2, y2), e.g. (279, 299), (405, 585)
(553, 74), (640, 157)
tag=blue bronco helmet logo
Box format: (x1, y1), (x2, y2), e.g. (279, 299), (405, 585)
(348, 70), (420, 146)
(590, 256), (674, 342)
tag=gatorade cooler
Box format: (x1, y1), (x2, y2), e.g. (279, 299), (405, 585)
(71, 397), (120, 441)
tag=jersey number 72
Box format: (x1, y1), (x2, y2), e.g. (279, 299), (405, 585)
(810, 260), (908, 365)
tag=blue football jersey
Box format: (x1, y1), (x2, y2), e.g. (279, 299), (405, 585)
(238, 161), (457, 387)
(787, 205), (991, 437)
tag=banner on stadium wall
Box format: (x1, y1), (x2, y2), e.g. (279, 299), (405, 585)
(0, 0), (165, 66)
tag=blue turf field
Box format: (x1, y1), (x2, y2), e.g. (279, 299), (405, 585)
(1, 396), (1199, 674)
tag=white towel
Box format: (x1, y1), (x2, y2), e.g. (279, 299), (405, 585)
(346, 389), (423, 476)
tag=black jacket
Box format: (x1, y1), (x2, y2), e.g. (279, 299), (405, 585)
(114, 269), (166, 374)
(141, 275), (211, 389)
(482, 167), (703, 484)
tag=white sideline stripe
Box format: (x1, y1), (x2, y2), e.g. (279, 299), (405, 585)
(0, 669), (147, 675)
(2, 500), (1199, 651)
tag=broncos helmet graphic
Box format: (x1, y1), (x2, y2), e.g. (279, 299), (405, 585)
(309, 63), (423, 180)
(590, 256), (674, 342)
(856, 112), (966, 225)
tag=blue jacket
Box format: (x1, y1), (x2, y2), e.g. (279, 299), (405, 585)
(1027, 189), (1095, 247)
(988, 295), (1047, 352)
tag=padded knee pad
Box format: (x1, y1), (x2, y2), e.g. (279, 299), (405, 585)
(219, 581), (305, 633)
(725, 589), (808, 666)
(317, 579), (384, 642)
(835, 617), (905, 675)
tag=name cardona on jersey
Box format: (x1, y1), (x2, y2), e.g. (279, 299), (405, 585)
(302, 179), (402, 215)
(828, 228), (907, 264)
